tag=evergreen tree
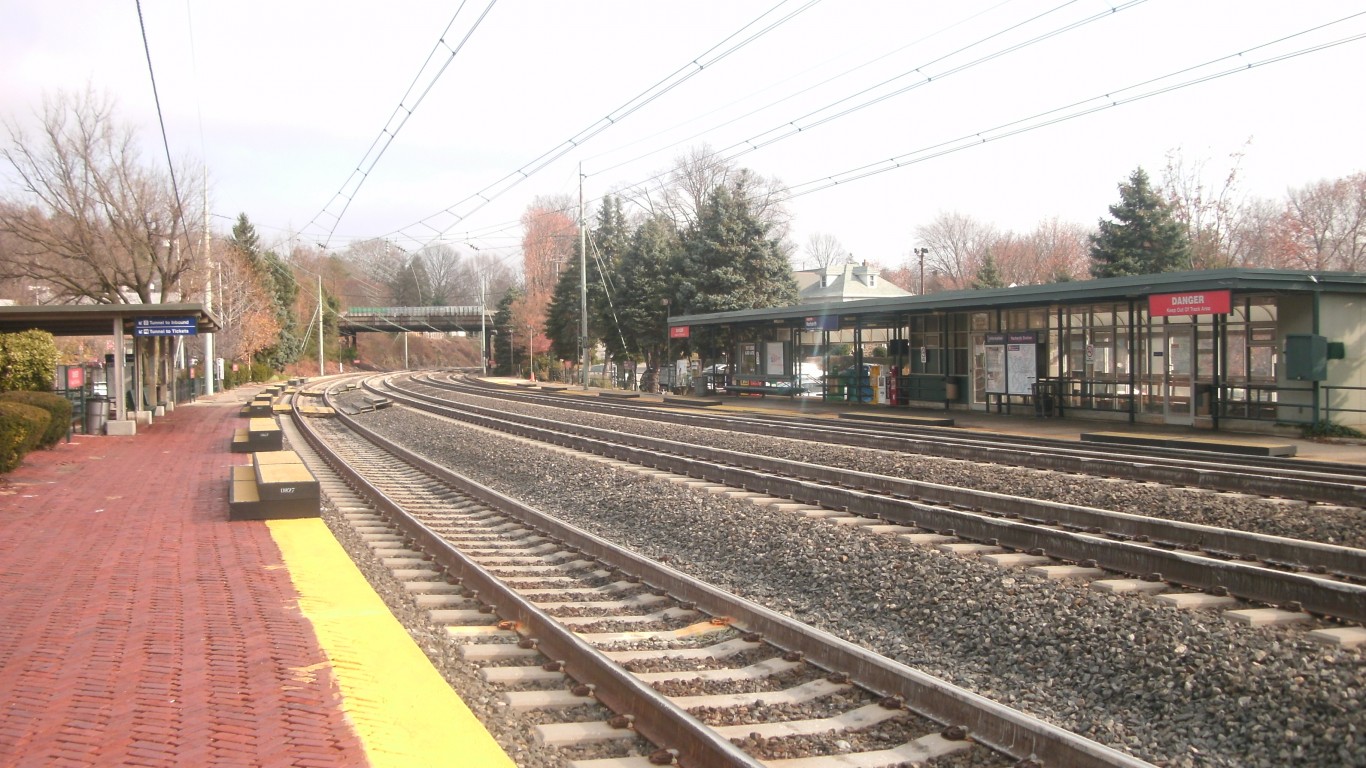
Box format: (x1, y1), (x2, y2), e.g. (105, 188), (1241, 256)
(491, 287), (523, 375)
(391, 255), (432, 306)
(972, 251), (1005, 289)
(1089, 168), (1191, 278)
(612, 215), (681, 389)
(676, 178), (797, 315)
(544, 197), (631, 363)
(230, 213), (261, 258)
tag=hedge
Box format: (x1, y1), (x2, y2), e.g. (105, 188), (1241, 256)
(0, 401), (50, 473)
(0, 391), (72, 448)
(0, 330), (59, 392)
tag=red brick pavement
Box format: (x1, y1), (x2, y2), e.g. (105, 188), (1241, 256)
(0, 399), (369, 768)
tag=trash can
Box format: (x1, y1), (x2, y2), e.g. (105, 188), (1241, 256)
(944, 380), (960, 401)
(84, 397), (109, 435)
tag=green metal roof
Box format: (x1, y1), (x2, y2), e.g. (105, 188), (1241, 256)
(670, 269), (1366, 329)
(0, 303), (220, 337)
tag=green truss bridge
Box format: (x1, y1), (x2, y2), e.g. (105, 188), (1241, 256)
(339, 306), (493, 338)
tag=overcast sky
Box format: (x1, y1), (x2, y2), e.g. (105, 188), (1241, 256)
(2, 1), (1363, 271)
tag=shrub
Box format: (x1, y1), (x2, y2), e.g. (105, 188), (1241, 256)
(0, 330), (60, 392)
(0, 401), (50, 473)
(1302, 420), (1366, 440)
(0, 391), (72, 448)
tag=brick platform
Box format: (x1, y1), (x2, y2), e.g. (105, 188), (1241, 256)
(0, 397), (367, 767)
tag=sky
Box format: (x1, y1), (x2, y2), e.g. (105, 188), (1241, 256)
(2, 0), (1364, 273)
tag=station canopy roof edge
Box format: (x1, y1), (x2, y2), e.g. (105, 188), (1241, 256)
(0, 302), (221, 337)
(671, 268), (1366, 329)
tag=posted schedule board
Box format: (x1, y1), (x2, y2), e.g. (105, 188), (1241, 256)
(984, 331), (1038, 396)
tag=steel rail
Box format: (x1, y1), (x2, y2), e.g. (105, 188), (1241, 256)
(294, 395), (765, 767)
(370, 379), (1366, 624)
(426, 374), (1366, 506)
(296, 389), (1157, 768)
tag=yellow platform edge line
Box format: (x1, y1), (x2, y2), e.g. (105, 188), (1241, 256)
(268, 518), (516, 768)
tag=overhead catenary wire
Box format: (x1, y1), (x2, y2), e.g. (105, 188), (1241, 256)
(134, 0), (188, 246)
(589, 0), (1108, 179)
(386, 0), (824, 252)
(782, 18), (1366, 200)
(305, 0), (500, 250)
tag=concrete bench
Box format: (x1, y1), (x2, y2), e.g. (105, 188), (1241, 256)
(230, 417), (283, 453)
(1080, 431), (1296, 457)
(228, 450), (320, 521)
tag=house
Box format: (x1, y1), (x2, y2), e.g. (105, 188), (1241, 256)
(795, 262), (912, 304)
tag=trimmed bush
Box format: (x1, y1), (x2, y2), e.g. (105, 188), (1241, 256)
(0, 330), (60, 392)
(0, 401), (50, 473)
(0, 391), (72, 448)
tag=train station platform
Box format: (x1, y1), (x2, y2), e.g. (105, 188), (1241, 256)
(0, 389), (514, 768)
(498, 378), (1366, 465)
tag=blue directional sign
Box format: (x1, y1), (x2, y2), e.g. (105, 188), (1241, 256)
(133, 316), (198, 336)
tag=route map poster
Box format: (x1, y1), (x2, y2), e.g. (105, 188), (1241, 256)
(985, 332), (1038, 396)
(984, 341), (1005, 394)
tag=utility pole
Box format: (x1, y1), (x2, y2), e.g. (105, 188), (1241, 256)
(579, 164), (589, 389)
(914, 247), (929, 295)
(317, 274), (324, 377)
(480, 273), (488, 376)
(203, 176), (214, 395)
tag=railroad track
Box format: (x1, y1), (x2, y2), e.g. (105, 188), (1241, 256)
(416, 372), (1366, 507)
(364, 374), (1366, 628)
(281, 383), (1156, 768)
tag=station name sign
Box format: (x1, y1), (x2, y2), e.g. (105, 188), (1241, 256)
(804, 315), (839, 331)
(133, 316), (198, 336)
(668, 325), (690, 339)
(1148, 290), (1231, 317)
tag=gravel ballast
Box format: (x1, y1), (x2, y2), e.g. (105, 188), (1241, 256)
(328, 392), (1364, 768)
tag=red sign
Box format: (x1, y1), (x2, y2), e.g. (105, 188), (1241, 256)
(66, 367), (84, 390)
(1148, 289), (1231, 317)
(668, 325), (690, 339)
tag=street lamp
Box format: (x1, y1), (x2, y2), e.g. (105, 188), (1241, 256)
(913, 248), (929, 295)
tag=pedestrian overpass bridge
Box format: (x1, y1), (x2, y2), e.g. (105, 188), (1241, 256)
(338, 306), (493, 337)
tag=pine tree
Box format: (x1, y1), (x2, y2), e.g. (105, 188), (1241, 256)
(1089, 168), (1191, 278)
(613, 215), (681, 389)
(972, 251), (1005, 289)
(676, 179), (797, 315)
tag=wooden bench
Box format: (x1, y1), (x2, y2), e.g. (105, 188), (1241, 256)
(231, 417), (283, 453)
(228, 450), (320, 521)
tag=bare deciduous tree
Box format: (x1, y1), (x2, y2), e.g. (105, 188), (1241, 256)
(801, 232), (850, 270)
(914, 211), (997, 290)
(1159, 144), (1249, 270)
(0, 89), (203, 305)
(621, 145), (792, 249)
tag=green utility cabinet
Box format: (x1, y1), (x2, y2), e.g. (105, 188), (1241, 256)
(1285, 334), (1328, 381)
